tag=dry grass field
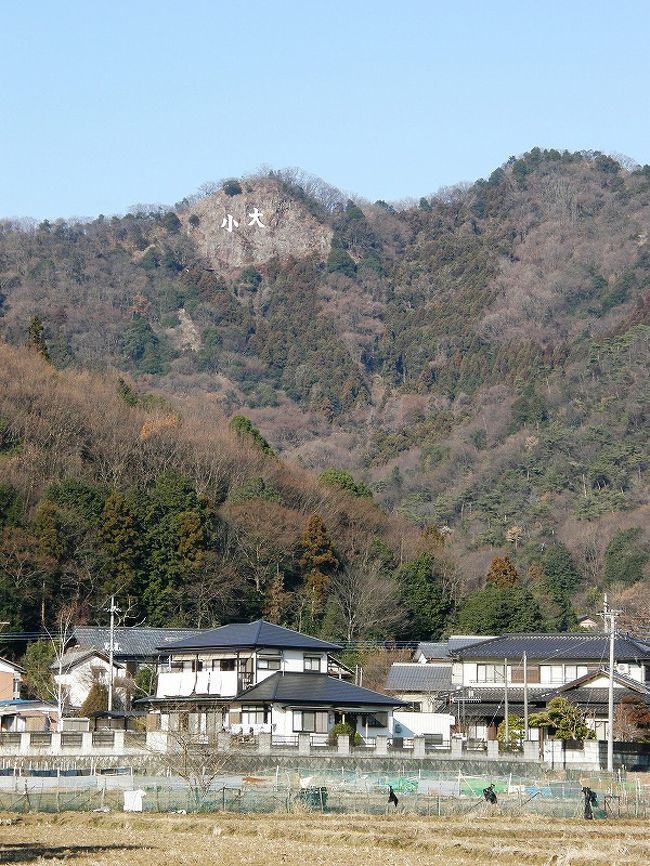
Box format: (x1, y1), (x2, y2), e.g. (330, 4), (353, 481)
(0, 811), (649, 866)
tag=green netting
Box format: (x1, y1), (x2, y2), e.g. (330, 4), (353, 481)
(0, 771), (647, 820)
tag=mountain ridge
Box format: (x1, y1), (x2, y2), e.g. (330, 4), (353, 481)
(1, 148), (649, 635)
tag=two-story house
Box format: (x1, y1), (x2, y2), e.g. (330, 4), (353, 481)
(142, 620), (403, 741)
(412, 636), (494, 665)
(450, 633), (650, 742)
(385, 636), (493, 712)
(52, 647), (127, 711)
(67, 626), (204, 677)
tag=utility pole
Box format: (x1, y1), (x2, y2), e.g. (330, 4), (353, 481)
(57, 643), (64, 730)
(523, 652), (529, 742)
(600, 594), (621, 774)
(504, 657), (509, 749)
(106, 595), (121, 713)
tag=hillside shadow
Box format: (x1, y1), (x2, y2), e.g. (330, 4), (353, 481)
(0, 843), (145, 863)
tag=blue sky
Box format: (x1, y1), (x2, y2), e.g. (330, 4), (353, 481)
(2, 0), (649, 219)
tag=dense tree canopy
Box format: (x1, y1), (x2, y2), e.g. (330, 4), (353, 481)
(0, 150), (649, 640)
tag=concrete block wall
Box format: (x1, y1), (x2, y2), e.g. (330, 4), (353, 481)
(0, 731), (632, 772)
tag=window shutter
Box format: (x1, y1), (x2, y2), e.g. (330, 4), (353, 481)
(527, 665), (540, 683)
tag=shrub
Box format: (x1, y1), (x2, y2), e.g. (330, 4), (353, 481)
(80, 682), (109, 716)
(329, 722), (361, 746)
(161, 212), (182, 233)
(327, 248), (357, 278)
(240, 266), (262, 289)
(223, 180), (242, 196)
(319, 468), (372, 498)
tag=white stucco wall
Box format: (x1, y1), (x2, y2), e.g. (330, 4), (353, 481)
(157, 648), (329, 699)
(393, 712), (454, 738)
(266, 705), (392, 739)
(457, 659), (644, 689)
(54, 656), (124, 708)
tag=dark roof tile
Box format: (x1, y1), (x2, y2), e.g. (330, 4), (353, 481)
(235, 672), (404, 706)
(453, 633), (650, 661)
(385, 664), (452, 692)
(162, 620), (342, 652)
(417, 637), (494, 658)
(72, 627), (202, 658)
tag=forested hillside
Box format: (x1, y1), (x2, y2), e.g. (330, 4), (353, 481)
(1, 148), (649, 639)
(0, 343), (432, 639)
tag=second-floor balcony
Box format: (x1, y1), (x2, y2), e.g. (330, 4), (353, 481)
(157, 669), (237, 699)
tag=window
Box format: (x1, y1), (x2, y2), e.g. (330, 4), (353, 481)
(476, 664), (505, 683)
(242, 705), (268, 726)
(565, 665), (588, 682)
(216, 659), (235, 671)
(540, 665), (564, 684)
(171, 660), (201, 672)
(304, 656), (321, 672)
(257, 658), (281, 670)
(292, 710), (328, 733)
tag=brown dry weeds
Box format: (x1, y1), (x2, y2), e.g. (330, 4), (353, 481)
(0, 811), (649, 866)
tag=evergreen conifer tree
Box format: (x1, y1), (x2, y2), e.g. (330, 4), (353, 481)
(25, 315), (50, 362)
(299, 514), (339, 619)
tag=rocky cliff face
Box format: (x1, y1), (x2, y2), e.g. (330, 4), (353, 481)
(183, 178), (332, 270)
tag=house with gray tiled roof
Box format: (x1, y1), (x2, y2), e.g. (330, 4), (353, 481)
(51, 648), (125, 711)
(55, 627), (206, 713)
(413, 636), (494, 663)
(384, 636), (493, 714)
(69, 627), (203, 675)
(139, 620), (405, 742)
(449, 632), (650, 742)
(384, 664), (452, 712)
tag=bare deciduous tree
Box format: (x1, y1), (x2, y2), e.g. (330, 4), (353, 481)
(152, 709), (230, 808)
(330, 561), (405, 643)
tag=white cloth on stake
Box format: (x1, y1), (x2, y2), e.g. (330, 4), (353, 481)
(123, 789), (146, 812)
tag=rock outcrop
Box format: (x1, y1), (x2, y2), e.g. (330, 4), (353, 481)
(183, 178), (332, 270)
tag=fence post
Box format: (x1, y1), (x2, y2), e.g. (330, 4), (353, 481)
(486, 740), (499, 761)
(413, 736), (426, 759)
(337, 735), (350, 755)
(298, 733), (311, 756)
(375, 736), (388, 756)
(146, 731), (167, 753)
(217, 732), (232, 753)
(523, 740), (538, 762)
(258, 732), (272, 755)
